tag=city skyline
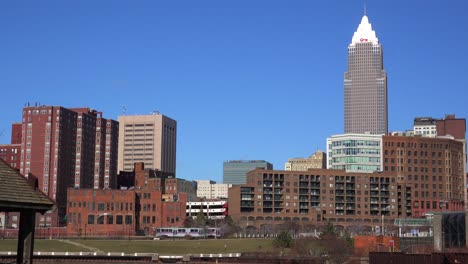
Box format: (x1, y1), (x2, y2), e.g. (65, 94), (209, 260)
(1, 1), (467, 183)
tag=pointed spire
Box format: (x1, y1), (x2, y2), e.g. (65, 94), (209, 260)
(350, 12), (379, 46)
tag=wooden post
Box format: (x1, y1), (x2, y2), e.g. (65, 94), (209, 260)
(17, 210), (36, 264)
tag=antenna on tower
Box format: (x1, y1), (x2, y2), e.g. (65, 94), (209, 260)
(364, 2), (367, 16)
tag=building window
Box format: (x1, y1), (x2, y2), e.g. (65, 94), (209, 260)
(88, 215), (95, 225)
(116, 215), (123, 224)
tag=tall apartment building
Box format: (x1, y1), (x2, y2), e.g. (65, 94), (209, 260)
(196, 180), (232, 199)
(327, 133), (383, 173)
(223, 160), (273, 185)
(118, 113), (177, 174)
(18, 105), (118, 225)
(284, 150), (327, 171)
(344, 15), (388, 134)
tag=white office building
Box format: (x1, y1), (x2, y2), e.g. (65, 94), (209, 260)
(327, 133), (383, 173)
(196, 180), (231, 199)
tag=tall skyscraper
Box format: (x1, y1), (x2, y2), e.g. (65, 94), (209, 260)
(118, 113), (177, 174)
(344, 15), (388, 135)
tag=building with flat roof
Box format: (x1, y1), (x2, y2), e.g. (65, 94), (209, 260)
(229, 168), (398, 231)
(196, 180), (232, 199)
(118, 113), (177, 174)
(186, 200), (228, 220)
(413, 117), (439, 137)
(0, 144), (20, 170)
(327, 133), (383, 173)
(18, 105), (118, 225)
(284, 150), (326, 171)
(223, 160), (273, 185)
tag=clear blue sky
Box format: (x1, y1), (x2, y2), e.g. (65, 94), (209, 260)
(1, 1), (467, 183)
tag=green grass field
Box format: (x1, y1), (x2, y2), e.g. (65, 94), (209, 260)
(0, 240), (83, 252)
(0, 238), (275, 254)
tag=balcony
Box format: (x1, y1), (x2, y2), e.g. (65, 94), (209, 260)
(240, 201), (254, 207)
(274, 195), (283, 201)
(310, 183), (320, 189)
(241, 187), (254, 193)
(336, 177), (345, 183)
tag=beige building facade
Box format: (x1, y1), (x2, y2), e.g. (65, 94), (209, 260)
(196, 180), (232, 200)
(284, 150), (326, 171)
(118, 113), (177, 174)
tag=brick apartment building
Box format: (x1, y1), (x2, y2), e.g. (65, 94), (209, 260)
(14, 105), (118, 226)
(0, 144), (21, 170)
(382, 135), (465, 217)
(229, 169), (398, 233)
(66, 163), (192, 236)
(229, 135), (466, 232)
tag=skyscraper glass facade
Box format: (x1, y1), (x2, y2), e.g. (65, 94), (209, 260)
(223, 160), (273, 184)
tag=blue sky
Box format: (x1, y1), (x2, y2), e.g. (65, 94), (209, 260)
(1, 1), (467, 183)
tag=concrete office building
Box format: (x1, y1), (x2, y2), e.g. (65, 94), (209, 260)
(196, 180), (232, 200)
(118, 113), (177, 174)
(284, 150), (327, 171)
(344, 15), (388, 135)
(223, 160), (273, 185)
(327, 133), (383, 173)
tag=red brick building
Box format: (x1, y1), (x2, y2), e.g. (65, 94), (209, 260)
(0, 144), (21, 170)
(382, 135), (465, 217)
(17, 105), (118, 226)
(67, 163), (191, 236)
(229, 169), (399, 232)
(436, 114), (466, 140)
(10, 123), (22, 144)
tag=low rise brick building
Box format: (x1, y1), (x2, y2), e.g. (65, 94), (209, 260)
(229, 169), (399, 233)
(66, 163), (190, 236)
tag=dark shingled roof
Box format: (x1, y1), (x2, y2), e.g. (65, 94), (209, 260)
(0, 159), (54, 212)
